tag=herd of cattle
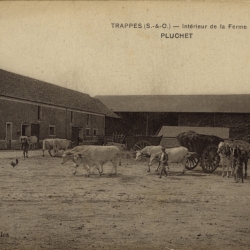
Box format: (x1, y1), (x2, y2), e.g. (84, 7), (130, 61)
(18, 137), (248, 182)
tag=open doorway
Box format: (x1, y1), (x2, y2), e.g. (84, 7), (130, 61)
(21, 124), (31, 136)
(78, 128), (83, 144)
(71, 127), (79, 148)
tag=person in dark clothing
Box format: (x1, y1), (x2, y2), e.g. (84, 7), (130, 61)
(21, 138), (29, 158)
(159, 146), (168, 178)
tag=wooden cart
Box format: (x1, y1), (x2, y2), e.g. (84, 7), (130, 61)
(177, 131), (224, 173)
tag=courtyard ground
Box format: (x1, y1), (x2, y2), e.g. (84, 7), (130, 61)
(0, 149), (249, 250)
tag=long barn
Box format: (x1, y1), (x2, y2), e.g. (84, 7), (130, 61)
(96, 95), (250, 140)
(0, 69), (119, 149)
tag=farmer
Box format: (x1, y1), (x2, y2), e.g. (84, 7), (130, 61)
(159, 146), (168, 178)
(21, 138), (29, 158)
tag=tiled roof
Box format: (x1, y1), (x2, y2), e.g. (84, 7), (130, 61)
(96, 95), (250, 113)
(0, 69), (117, 117)
(94, 98), (120, 119)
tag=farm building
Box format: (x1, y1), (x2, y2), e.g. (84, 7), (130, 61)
(96, 95), (250, 140)
(0, 69), (119, 150)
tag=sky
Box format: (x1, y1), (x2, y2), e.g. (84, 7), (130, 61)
(1, 1), (250, 97)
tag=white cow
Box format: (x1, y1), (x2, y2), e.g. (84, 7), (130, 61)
(73, 146), (121, 176)
(162, 147), (189, 174)
(136, 146), (189, 174)
(217, 141), (233, 177)
(61, 145), (89, 165)
(43, 138), (72, 157)
(42, 139), (56, 157)
(53, 139), (72, 156)
(29, 136), (38, 149)
(135, 146), (162, 172)
(105, 142), (126, 150)
(62, 145), (106, 175)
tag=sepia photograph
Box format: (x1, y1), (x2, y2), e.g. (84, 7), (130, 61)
(0, 1), (250, 250)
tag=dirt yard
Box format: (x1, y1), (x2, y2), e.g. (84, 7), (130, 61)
(0, 150), (250, 250)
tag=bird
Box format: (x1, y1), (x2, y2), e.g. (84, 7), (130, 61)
(10, 159), (18, 167)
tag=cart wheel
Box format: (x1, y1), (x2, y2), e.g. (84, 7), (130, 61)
(201, 144), (220, 173)
(185, 155), (200, 170)
(133, 140), (152, 151)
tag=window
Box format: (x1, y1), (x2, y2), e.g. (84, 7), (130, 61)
(93, 129), (98, 136)
(86, 114), (90, 126)
(49, 125), (55, 136)
(85, 128), (90, 136)
(38, 106), (42, 120)
(70, 111), (74, 123)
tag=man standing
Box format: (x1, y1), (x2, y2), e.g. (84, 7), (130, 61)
(21, 138), (29, 158)
(159, 146), (168, 178)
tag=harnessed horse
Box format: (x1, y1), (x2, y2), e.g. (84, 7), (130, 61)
(231, 145), (248, 182)
(217, 141), (233, 177)
(217, 141), (248, 179)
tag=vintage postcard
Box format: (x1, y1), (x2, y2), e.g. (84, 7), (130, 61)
(0, 1), (250, 250)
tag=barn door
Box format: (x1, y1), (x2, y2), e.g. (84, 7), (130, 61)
(31, 124), (40, 148)
(6, 122), (12, 149)
(71, 127), (79, 148)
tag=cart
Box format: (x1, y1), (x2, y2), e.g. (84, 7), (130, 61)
(97, 134), (163, 151)
(177, 131), (224, 173)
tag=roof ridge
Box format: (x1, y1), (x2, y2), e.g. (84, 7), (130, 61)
(0, 68), (90, 97)
(96, 95), (250, 113)
(0, 68), (115, 117)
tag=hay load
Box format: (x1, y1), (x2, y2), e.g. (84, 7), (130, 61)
(177, 131), (224, 154)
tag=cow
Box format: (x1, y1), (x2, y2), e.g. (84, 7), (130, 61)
(105, 142), (126, 150)
(217, 141), (233, 177)
(61, 145), (96, 174)
(61, 145), (89, 165)
(73, 146), (121, 176)
(53, 139), (72, 156)
(136, 146), (189, 174)
(42, 138), (72, 157)
(42, 138), (56, 157)
(19, 136), (38, 149)
(29, 136), (38, 149)
(135, 146), (163, 172)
